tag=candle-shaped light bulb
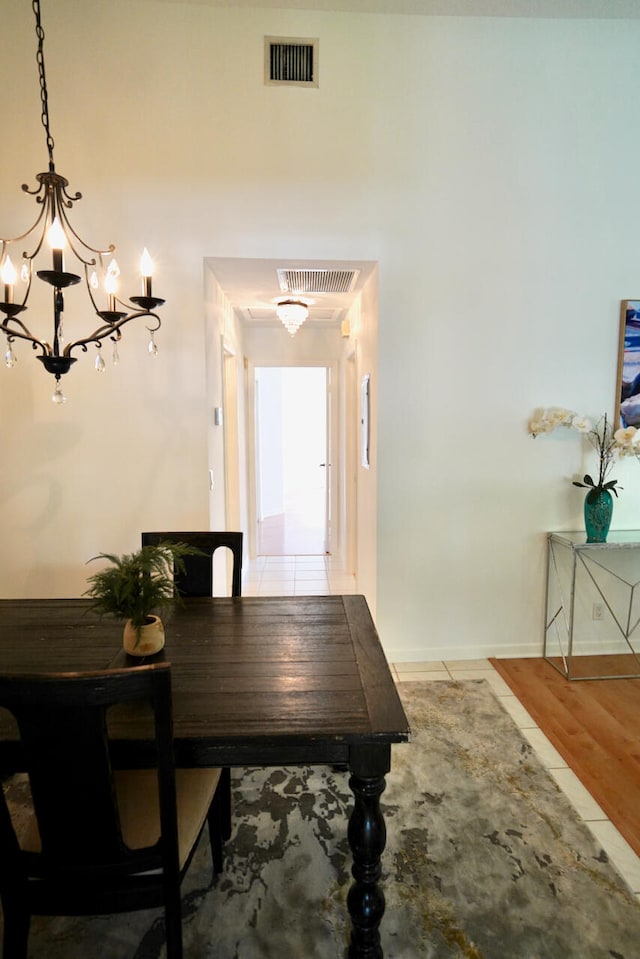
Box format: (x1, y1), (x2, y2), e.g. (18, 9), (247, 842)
(140, 247), (154, 297)
(47, 217), (67, 273)
(105, 259), (120, 311)
(1, 255), (17, 304)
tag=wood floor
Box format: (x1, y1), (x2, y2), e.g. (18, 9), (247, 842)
(490, 656), (640, 857)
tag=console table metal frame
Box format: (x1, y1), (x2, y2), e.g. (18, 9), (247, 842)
(544, 530), (640, 680)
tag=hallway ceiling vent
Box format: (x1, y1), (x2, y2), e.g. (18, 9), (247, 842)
(277, 269), (359, 295)
(265, 37), (319, 87)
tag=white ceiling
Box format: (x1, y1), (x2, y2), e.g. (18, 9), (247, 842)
(206, 257), (377, 329)
(145, 0), (640, 18)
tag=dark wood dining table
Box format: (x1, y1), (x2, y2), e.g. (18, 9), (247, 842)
(0, 593), (410, 959)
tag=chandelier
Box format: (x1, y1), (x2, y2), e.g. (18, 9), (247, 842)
(0, 0), (164, 404)
(276, 299), (309, 336)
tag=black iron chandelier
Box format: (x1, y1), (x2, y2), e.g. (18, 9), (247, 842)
(0, 0), (164, 404)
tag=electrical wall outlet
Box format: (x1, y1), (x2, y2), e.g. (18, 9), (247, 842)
(592, 603), (604, 620)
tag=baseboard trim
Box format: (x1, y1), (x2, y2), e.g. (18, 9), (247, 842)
(383, 640), (543, 664)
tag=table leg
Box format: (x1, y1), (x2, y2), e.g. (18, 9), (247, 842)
(347, 744), (390, 959)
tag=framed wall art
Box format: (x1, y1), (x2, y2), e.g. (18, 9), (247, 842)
(361, 374), (370, 469)
(616, 300), (640, 428)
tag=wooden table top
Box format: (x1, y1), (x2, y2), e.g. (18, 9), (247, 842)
(0, 594), (410, 769)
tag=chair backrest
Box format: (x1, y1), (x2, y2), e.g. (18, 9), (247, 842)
(0, 663), (179, 890)
(141, 531), (243, 597)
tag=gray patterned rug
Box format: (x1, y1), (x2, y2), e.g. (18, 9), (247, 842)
(4, 680), (640, 958)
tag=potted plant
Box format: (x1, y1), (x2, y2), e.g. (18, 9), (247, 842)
(84, 542), (199, 656)
(528, 407), (640, 542)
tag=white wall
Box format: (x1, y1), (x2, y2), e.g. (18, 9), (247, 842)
(3, 2), (640, 661)
(203, 265), (248, 536)
(346, 271), (379, 613)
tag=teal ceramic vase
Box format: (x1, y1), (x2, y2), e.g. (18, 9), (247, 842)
(584, 489), (613, 543)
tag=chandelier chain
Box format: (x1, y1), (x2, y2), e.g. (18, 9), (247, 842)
(32, 0), (55, 171)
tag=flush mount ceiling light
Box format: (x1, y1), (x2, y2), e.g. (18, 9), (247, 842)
(275, 299), (309, 336)
(0, 0), (165, 404)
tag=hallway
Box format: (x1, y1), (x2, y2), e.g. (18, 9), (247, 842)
(243, 554), (355, 596)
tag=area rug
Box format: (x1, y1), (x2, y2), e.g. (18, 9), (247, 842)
(3, 680), (640, 958)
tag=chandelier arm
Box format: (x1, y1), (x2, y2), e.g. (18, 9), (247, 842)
(57, 201), (115, 263)
(1, 316), (51, 355)
(18, 171), (110, 265)
(111, 296), (164, 325)
(21, 180), (47, 198)
(24, 226), (48, 263)
(1, 200), (48, 249)
(63, 311), (162, 358)
(57, 182), (82, 205)
(81, 261), (145, 317)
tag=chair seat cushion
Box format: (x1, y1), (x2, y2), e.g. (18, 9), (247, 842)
(15, 768), (221, 871)
(115, 768), (221, 868)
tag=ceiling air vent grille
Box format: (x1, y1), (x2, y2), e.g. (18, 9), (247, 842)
(277, 268), (359, 295)
(265, 37), (318, 87)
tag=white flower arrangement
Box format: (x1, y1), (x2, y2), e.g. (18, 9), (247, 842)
(528, 406), (640, 499)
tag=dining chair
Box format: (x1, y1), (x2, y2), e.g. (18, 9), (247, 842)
(0, 663), (225, 959)
(141, 531), (243, 598)
(140, 531), (243, 843)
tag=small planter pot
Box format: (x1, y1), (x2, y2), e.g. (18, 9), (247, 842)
(123, 615), (165, 657)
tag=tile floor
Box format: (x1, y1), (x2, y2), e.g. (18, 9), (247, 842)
(242, 554), (356, 597)
(243, 556), (640, 901)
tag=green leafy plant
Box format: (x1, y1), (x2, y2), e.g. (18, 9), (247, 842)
(84, 542), (200, 637)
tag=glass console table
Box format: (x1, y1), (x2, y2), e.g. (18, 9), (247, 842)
(544, 530), (640, 680)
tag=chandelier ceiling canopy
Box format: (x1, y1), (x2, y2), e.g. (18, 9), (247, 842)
(0, 0), (165, 403)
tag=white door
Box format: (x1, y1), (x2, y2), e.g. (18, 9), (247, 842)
(323, 367), (333, 555)
(255, 366), (328, 555)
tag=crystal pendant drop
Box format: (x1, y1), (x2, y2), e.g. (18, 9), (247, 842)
(112, 342), (120, 366)
(5, 345), (16, 368)
(95, 352), (106, 373)
(52, 382), (66, 405)
(20, 262), (29, 283)
(148, 332), (158, 356)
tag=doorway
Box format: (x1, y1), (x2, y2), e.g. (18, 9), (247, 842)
(255, 366), (329, 556)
